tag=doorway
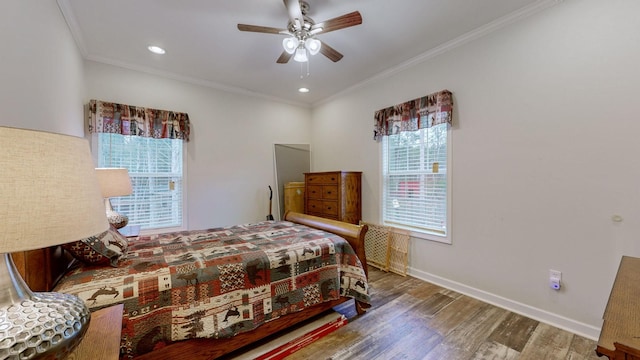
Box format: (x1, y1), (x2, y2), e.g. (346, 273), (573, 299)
(273, 144), (310, 219)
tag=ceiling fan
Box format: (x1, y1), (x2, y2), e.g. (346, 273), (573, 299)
(237, 0), (362, 64)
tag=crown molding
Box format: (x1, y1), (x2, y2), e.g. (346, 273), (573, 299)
(55, 0), (561, 110)
(56, 0), (88, 58)
(56, 0), (307, 108)
(314, 0), (563, 107)
(84, 55), (310, 108)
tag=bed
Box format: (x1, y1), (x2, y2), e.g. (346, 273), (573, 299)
(40, 211), (370, 359)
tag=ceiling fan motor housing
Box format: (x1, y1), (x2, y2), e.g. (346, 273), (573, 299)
(237, 0), (362, 63)
(299, 1), (310, 15)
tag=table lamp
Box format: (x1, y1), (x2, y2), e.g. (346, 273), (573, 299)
(0, 126), (109, 359)
(95, 168), (133, 229)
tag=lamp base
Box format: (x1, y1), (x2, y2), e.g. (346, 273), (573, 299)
(0, 293), (90, 359)
(0, 254), (90, 360)
(104, 198), (128, 229)
(106, 210), (128, 229)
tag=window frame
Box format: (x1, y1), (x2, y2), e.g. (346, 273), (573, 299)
(91, 133), (188, 235)
(380, 124), (452, 244)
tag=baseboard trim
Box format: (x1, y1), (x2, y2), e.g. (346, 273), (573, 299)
(407, 267), (601, 340)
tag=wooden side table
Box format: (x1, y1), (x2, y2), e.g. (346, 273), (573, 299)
(67, 304), (123, 360)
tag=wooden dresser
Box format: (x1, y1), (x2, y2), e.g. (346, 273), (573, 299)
(304, 171), (362, 224)
(597, 256), (640, 359)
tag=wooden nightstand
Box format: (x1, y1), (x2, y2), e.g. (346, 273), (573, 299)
(67, 304), (123, 360)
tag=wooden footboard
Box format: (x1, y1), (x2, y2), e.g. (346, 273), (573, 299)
(283, 211), (369, 278)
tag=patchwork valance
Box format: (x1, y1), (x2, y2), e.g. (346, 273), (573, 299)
(373, 90), (452, 141)
(88, 100), (190, 141)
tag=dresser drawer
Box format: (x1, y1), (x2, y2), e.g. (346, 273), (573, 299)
(322, 186), (338, 200)
(306, 173), (339, 184)
(322, 201), (339, 215)
(306, 185), (323, 199)
(307, 199), (339, 215)
(307, 199), (324, 213)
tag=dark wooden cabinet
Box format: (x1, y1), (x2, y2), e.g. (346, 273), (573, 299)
(304, 171), (362, 224)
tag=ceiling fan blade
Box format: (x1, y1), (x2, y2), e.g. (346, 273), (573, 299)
(283, 0), (304, 31)
(277, 50), (293, 64)
(311, 11), (362, 34)
(319, 41), (343, 62)
(238, 24), (287, 34)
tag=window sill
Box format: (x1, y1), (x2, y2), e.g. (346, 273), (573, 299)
(385, 223), (451, 244)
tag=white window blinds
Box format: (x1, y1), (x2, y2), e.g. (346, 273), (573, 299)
(97, 133), (184, 231)
(382, 123), (448, 236)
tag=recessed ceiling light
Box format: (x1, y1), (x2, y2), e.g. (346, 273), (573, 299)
(298, 87), (310, 93)
(147, 45), (166, 55)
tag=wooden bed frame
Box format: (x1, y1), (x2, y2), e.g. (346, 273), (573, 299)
(24, 211), (369, 360)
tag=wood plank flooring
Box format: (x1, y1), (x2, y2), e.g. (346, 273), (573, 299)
(287, 269), (601, 360)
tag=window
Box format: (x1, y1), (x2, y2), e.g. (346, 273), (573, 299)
(96, 133), (185, 232)
(382, 123), (449, 242)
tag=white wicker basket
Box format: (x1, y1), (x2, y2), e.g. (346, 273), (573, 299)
(361, 221), (410, 276)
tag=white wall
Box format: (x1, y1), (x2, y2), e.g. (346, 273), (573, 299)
(311, 0), (640, 339)
(0, 0), (85, 136)
(84, 61), (312, 229)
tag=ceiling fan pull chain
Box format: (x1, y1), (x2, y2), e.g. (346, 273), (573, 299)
(299, 58), (310, 79)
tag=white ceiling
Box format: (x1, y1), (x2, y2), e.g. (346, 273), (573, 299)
(57, 0), (553, 106)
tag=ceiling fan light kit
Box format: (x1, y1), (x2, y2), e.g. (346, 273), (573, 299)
(294, 47), (308, 62)
(282, 37), (321, 62)
(282, 37), (298, 54)
(237, 0), (362, 66)
(305, 38), (321, 55)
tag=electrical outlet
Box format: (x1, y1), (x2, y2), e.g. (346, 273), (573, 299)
(549, 269), (562, 290)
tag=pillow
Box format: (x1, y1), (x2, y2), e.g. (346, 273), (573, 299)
(63, 225), (129, 267)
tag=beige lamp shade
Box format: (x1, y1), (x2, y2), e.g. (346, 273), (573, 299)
(0, 126), (109, 253)
(95, 168), (133, 198)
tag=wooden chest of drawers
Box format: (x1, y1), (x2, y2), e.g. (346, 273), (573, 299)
(304, 171), (362, 224)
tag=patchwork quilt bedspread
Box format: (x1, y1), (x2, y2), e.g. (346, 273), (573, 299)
(54, 220), (370, 359)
